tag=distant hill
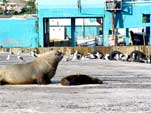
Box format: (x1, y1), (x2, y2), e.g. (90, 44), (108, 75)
(0, 0), (36, 16)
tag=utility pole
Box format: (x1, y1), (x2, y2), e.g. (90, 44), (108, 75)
(112, 10), (116, 45)
(142, 28), (145, 45)
(82, 18), (85, 39)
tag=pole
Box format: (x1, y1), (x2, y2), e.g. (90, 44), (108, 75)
(82, 18), (85, 39)
(142, 28), (145, 45)
(71, 18), (76, 47)
(112, 10), (116, 46)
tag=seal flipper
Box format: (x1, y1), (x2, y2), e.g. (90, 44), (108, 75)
(0, 74), (8, 85)
(36, 74), (51, 84)
(0, 74), (3, 85)
(0, 80), (8, 85)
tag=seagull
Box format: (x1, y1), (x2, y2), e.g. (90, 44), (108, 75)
(71, 50), (81, 61)
(119, 54), (124, 59)
(120, 54), (128, 61)
(9, 51), (14, 55)
(6, 54), (10, 60)
(87, 52), (103, 59)
(80, 56), (85, 60)
(114, 53), (120, 60)
(87, 53), (96, 59)
(93, 52), (101, 59)
(132, 53), (135, 60)
(104, 54), (110, 60)
(80, 56), (89, 60)
(71, 51), (77, 61)
(147, 57), (151, 64)
(31, 51), (38, 58)
(17, 55), (25, 62)
(17, 51), (21, 56)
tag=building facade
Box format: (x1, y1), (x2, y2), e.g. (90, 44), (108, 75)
(0, 0), (151, 47)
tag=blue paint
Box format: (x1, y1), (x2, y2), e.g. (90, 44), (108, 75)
(104, 0), (151, 46)
(0, 0), (150, 47)
(71, 18), (76, 46)
(0, 18), (38, 48)
(115, 2), (151, 28)
(38, 8), (104, 18)
(126, 28), (129, 45)
(103, 11), (112, 46)
(37, 0), (105, 47)
(38, 17), (44, 47)
(65, 26), (99, 38)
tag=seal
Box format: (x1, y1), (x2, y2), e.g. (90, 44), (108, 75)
(0, 50), (64, 85)
(60, 74), (103, 86)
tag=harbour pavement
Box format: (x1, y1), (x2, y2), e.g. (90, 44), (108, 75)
(0, 52), (151, 113)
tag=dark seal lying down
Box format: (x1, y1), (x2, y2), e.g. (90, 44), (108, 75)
(0, 50), (63, 85)
(60, 74), (103, 86)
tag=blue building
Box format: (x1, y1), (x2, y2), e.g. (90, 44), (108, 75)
(0, 18), (38, 48)
(37, 0), (151, 47)
(0, 0), (151, 47)
(37, 0), (104, 47)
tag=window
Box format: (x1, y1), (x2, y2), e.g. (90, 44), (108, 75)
(142, 14), (150, 23)
(109, 30), (112, 35)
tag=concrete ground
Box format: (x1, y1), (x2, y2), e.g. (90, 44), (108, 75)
(0, 53), (151, 113)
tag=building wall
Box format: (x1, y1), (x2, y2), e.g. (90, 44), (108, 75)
(65, 26), (99, 38)
(0, 0), (150, 47)
(37, 0), (105, 47)
(103, 0), (151, 46)
(0, 18), (38, 48)
(49, 18), (100, 40)
(116, 1), (151, 28)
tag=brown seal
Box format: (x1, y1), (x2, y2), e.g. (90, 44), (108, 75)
(0, 50), (63, 85)
(60, 74), (103, 86)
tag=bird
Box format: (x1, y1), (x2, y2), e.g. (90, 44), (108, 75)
(147, 57), (151, 64)
(93, 52), (101, 59)
(17, 51), (21, 56)
(120, 54), (129, 61)
(95, 52), (103, 59)
(9, 51), (14, 55)
(31, 51), (38, 58)
(6, 54), (10, 60)
(17, 55), (25, 62)
(71, 50), (82, 61)
(114, 53), (120, 60)
(119, 53), (124, 59)
(132, 53), (136, 60)
(71, 51), (77, 61)
(104, 54), (110, 60)
(80, 55), (90, 60)
(87, 53), (96, 59)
